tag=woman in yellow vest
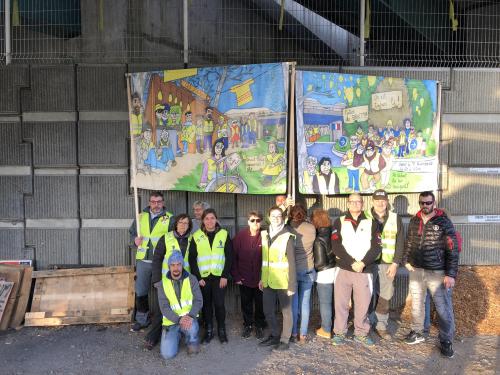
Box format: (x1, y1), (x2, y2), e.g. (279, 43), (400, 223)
(188, 208), (232, 344)
(156, 251), (203, 359)
(144, 214), (194, 349)
(258, 206), (297, 351)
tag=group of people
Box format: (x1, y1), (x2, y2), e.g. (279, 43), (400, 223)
(129, 189), (460, 360)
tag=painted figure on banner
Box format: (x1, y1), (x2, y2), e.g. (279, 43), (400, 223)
(130, 92), (144, 136)
(262, 141), (285, 186)
(312, 157), (339, 195)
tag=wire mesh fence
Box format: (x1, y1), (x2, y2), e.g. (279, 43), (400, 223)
(0, 0), (499, 67)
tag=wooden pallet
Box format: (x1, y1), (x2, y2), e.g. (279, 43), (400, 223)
(0, 264), (31, 330)
(25, 266), (135, 327)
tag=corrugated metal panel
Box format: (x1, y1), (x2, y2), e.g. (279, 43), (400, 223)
(25, 176), (79, 218)
(441, 169), (500, 215)
(0, 66), (30, 114)
(137, 190), (187, 217)
(443, 69), (500, 113)
(0, 228), (26, 260)
(0, 176), (30, 219)
(236, 194), (275, 217)
(0, 122), (31, 166)
(78, 121), (129, 166)
(25, 229), (79, 270)
(23, 122), (77, 167)
(77, 65), (128, 111)
(21, 66), (76, 112)
(218, 218), (236, 238)
(79, 175), (135, 218)
(80, 229), (131, 266)
(456, 224), (500, 265)
(441, 122), (500, 166)
(188, 192), (235, 218)
(390, 272), (410, 309)
(340, 67), (451, 89)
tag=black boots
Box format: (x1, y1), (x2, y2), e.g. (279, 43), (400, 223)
(218, 326), (228, 344)
(203, 325), (214, 344)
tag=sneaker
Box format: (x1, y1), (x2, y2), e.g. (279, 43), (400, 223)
(289, 335), (299, 343)
(242, 326), (252, 339)
(131, 322), (143, 332)
(298, 335), (308, 344)
(273, 342), (290, 351)
(404, 330), (425, 345)
(440, 340), (454, 358)
(259, 335), (280, 347)
(255, 327), (264, 340)
(143, 339), (155, 350)
(316, 327), (332, 339)
(331, 334), (346, 346)
(354, 335), (375, 347)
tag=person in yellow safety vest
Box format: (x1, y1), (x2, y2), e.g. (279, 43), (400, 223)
(330, 193), (381, 347)
(188, 208), (232, 345)
(155, 251), (203, 359)
(129, 191), (173, 333)
(130, 92), (143, 136)
(203, 107), (215, 152)
(258, 206), (297, 351)
(144, 214), (194, 350)
(365, 189), (404, 340)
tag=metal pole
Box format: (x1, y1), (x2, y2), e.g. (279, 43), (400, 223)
(183, 0), (189, 68)
(5, 0), (12, 65)
(359, 0), (365, 66)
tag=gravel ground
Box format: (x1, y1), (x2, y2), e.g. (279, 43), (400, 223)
(1, 318), (498, 375)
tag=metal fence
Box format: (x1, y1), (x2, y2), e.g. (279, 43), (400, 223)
(1, 0), (500, 67)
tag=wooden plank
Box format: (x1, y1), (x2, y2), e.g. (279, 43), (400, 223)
(32, 266), (134, 278)
(24, 314), (131, 327)
(0, 281), (14, 323)
(9, 266), (33, 328)
(27, 266), (135, 326)
(0, 265), (23, 330)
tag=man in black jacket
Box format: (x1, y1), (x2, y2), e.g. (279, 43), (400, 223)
(403, 191), (459, 358)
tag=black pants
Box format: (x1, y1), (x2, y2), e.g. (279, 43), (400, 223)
(239, 284), (266, 328)
(263, 288), (292, 343)
(201, 276), (226, 328)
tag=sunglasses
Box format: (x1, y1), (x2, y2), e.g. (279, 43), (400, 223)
(418, 201), (434, 206)
(249, 218), (262, 223)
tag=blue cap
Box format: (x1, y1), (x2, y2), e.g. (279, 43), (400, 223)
(167, 251), (184, 266)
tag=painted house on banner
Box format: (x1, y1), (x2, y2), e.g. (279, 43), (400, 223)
(303, 98), (346, 143)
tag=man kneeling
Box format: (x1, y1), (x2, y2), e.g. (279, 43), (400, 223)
(156, 251), (203, 359)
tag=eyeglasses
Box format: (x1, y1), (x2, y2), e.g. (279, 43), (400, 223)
(249, 218), (262, 223)
(348, 201), (363, 204)
(419, 201), (434, 206)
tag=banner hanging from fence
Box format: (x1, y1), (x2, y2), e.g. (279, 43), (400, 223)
(295, 71), (439, 194)
(128, 63), (290, 194)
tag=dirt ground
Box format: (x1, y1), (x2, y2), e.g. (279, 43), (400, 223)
(1, 318), (498, 375)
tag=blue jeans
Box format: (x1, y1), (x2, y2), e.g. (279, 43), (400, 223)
(160, 320), (199, 360)
(409, 268), (455, 342)
(316, 283), (333, 332)
(292, 268), (316, 336)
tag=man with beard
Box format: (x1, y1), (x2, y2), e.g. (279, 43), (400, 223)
(312, 157), (339, 195)
(156, 251), (203, 359)
(403, 191), (459, 358)
(360, 141), (386, 193)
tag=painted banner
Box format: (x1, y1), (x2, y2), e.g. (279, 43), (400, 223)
(296, 71), (439, 194)
(128, 63), (289, 194)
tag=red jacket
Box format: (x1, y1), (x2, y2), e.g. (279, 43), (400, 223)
(231, 228), (262, 288)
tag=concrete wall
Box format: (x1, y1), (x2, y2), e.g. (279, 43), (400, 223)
(1, 65), (499, 272)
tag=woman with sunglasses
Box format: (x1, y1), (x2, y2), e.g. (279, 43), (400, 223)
(231, 211), (267, 339)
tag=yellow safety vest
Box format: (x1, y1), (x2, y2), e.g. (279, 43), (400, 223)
(162, 231), (192, 273)
(130, 113), (142, 136)
(203, 119), (214, 133)
(161, 276), (194, 326)
(261, 230), (294, 290)
(136, 212), (172, 260)
(365, 210), (398, 263)
(262, 153), (283, 176)
(193, 229), (228, 277)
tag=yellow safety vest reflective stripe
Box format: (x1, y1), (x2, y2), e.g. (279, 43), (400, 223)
(136, 212), (172, 261)
(193, 229), (228, 277)
(162, 231), (192, 273)
(162, 276), (194, 326)
(261, 230), (294, 290)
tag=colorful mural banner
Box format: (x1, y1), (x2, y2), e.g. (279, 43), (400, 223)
(296, 71), (439, 194)
(128, 63), (290, 194)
